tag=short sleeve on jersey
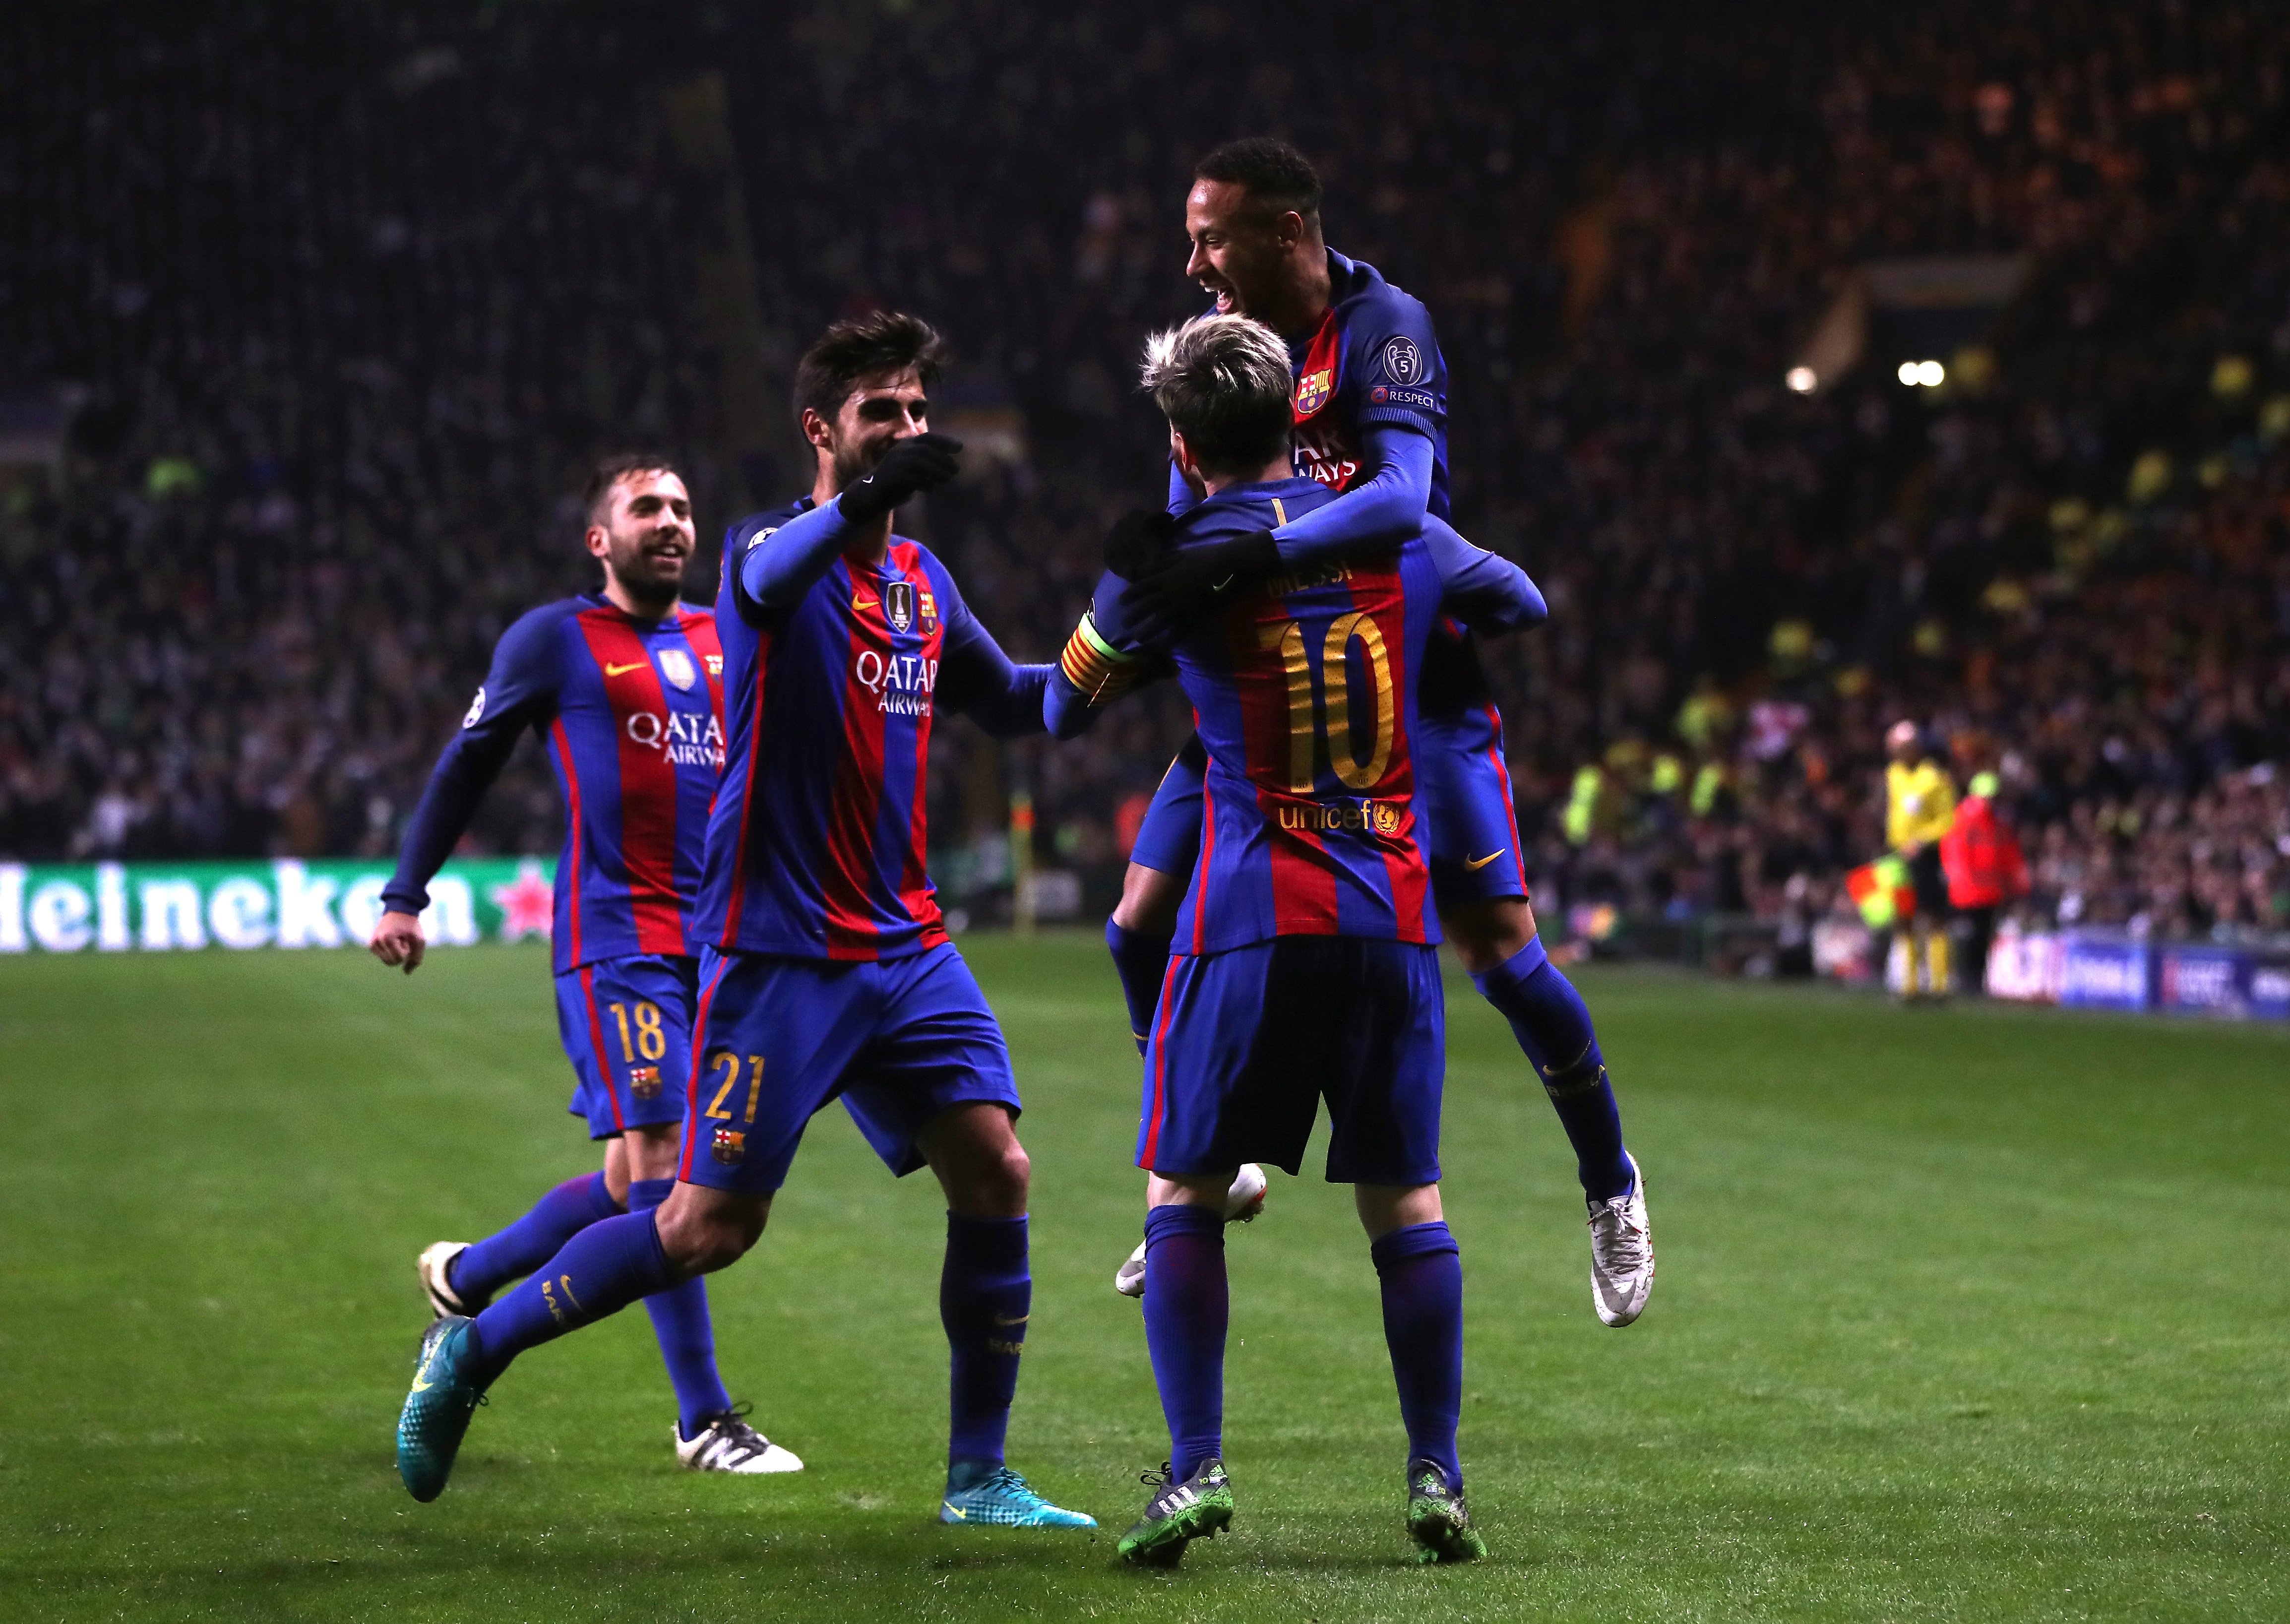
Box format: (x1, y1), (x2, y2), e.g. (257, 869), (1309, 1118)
(1346, 289), (1447, 438)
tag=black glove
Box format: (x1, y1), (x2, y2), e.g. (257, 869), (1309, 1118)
(1102, 506), (1178, 578)
(836, 432), (963, 524)
(1121, 527), (1282, 650)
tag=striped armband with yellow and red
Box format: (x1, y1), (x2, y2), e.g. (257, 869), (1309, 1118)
(1058, 612), (1142, 704)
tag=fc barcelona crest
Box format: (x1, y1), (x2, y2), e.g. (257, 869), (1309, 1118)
(885, 579), (916, 633)
(917, 587), (938, 633)
(629, 1064), (662, 1099)
(1295, 367), (1334, 417)
(711, 1127), (746, 1165)
(657, 648), (696, 691)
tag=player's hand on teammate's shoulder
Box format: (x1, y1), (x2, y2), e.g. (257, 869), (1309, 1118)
(370, 909), (428, 975)
(837, 432), (964, 523)
(1120, 526), (1281, 650)
(1102, 507), (1177, 579)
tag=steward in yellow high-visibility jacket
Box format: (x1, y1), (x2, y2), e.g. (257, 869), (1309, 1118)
(1883, 721), (1957, 998)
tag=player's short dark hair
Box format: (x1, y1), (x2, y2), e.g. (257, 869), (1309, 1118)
(1139, 315), (1294, 479)
(582, 452), (681, 521)
(1193, 136), (1323, 226)
(793, 311), (947, 429)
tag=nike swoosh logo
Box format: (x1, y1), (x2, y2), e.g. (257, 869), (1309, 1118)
(993, 1313), (1030, 1326)
(604, 661), (648, 676)
(1465, 850), (1506, 871)
(942, 1502), (966, 1520)
(410, 1375), (435, 1391)
(853, 597), (878, 610)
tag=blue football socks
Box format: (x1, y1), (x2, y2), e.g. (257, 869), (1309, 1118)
(1105, 918), (1174, 1056)
(466, 1209), (675, 1385)
(1472, 936), (1634, 1201)
(1141, 1202), (1228, 1482)
(941, 1212), (1031, 1473)
(1371, 1221), (1465, 1488)
(625, 1178), (734, 1439)
(451, 1170), (623, 1302)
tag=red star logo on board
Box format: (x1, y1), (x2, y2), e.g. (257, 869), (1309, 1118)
(490, 860), (554, 941)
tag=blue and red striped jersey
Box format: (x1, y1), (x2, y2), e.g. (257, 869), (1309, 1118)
(1288, 249), (1451, 513)
(1050, 481), (1542, 954)
(698, 498), (1048, 962)
(384, 596), (725, 973)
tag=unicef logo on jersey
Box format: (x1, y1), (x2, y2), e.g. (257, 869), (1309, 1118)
(1379, 336), (1426, 386)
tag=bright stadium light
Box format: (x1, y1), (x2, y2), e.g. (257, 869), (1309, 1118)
(1898, 361), (1919, 385)
(1786, 366), (1817, 393)
(1916, 359), (1946, 386)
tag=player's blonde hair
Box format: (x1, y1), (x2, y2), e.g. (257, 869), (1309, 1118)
(1139, 314), (1294, 477)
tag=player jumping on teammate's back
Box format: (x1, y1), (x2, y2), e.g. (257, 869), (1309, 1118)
(395, 314), (1092, 1529)
(1051, 315), (1543, 1564)
(373, 455), (797, 1477)
(1101, 137), (1653, 1331)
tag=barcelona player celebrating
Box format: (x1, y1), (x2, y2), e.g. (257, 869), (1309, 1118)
(1104, 139), (1653, 1328)
(372, 454), (798, 1476)
(1049, 315), (1547, 1565)
(395, 313), (1094, 1530)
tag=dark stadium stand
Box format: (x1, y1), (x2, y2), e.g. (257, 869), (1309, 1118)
(2, 1), (2284, 944)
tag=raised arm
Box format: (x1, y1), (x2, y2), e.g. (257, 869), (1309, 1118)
(1043, 567), (1143, 740)
(374, 610), (560, 971)
(1122, 421), (1432, 646)
(936, 586), (1052, 739)
(1425, 515), (1547, 635)
(731, 433), (963, 620)
(1265, 420), (1433, 567)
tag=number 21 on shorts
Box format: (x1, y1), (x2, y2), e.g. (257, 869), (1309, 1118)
(704, 1052), (764, 1124)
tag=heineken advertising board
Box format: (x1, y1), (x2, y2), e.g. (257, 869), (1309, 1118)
(0, 858), (557, 954)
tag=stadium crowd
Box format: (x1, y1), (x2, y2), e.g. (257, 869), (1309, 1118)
(2, 1), (2286, 949)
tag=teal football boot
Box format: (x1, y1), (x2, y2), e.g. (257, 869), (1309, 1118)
(397, 1315), (490, 1502)
(938, 1461), (1096, 1527)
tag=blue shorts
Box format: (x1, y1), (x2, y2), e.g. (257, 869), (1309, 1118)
(679, 942), (1022, 1194)
(1131, 728), (1526, 908)
(1419, 710), (1528, 905)
(1129, 735), (1207, 876)
(1139, 936), (1445, 1185)
(554, 955), (700, 1140)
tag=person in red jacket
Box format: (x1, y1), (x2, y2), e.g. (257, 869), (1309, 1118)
(1939, 771), (2028, 996)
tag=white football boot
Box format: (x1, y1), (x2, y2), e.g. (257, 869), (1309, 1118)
(676, 1405), (804, 1473)
(1114, 1164), (1267, 1297)
(1587, 1151), (1655, 1326)
(416, 1241), (487, 1320)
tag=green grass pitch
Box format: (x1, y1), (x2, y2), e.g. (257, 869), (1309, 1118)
(3, 936), (2287, 1622)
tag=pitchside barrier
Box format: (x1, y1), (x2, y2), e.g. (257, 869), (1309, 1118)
(1551, 906), (2290, 1024)
(1981, 928), (2290, 1019)
(0, 859), (557, 954)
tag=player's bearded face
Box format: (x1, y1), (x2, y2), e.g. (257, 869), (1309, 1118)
(827, 375), (931, 494)
(595, 471), (694, 609)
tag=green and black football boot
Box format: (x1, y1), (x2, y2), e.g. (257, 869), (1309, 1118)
(1117, 1457), (1234, 1566)
(1405, 1458), (1486, 1564)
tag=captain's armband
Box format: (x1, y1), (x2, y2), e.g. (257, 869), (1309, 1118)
(1058, 612), (1140, 704)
